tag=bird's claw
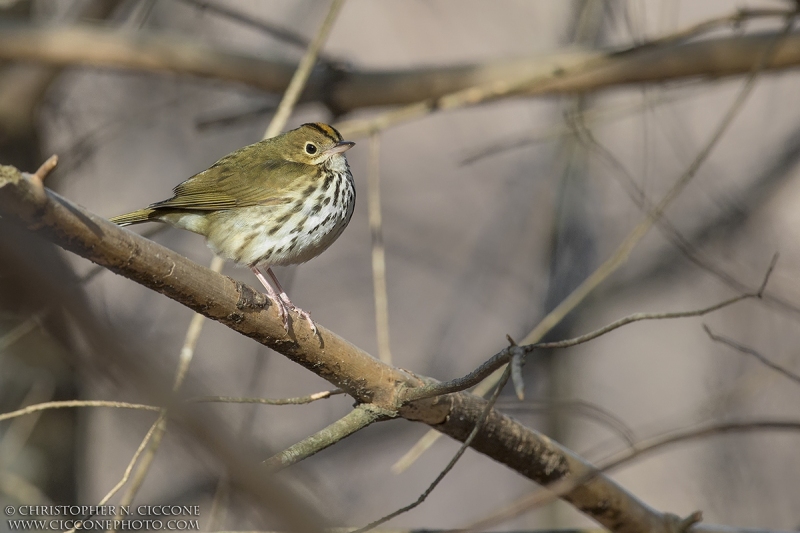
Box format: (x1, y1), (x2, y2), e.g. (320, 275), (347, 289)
(298, 308), (317, 335)
(279, 295), (317, 335)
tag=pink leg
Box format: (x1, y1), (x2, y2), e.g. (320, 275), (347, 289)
(266, 268), (317, 335)
(251, 266), (289, 331)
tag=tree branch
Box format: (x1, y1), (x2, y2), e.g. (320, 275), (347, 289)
(0, 164), (697, 533)
(0, 25), (798, 118)
(703, 325), (800, 386)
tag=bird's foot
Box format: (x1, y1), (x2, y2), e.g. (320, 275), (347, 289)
(278, 293), (317, 335)
(270, 294), (290, 331)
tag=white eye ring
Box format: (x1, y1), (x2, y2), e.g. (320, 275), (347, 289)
(305, 143), (318, 155)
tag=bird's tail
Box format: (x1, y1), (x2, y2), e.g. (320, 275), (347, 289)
(109, 208), (158, 227)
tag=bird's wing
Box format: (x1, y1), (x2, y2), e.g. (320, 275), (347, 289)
(150, 148), (309, 211)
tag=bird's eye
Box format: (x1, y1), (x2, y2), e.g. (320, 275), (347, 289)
(305, 143), (318, 155)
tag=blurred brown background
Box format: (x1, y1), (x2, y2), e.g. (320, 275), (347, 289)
(1, 0), (799, 531)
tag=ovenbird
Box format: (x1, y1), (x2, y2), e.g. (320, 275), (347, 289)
(110, 122), (356, 333)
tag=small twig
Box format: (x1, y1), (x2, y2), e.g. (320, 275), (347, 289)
(536, 253), (774, 351)
(403, 258), (775, 403)
(368, 132), (393, 364)
(63, 417), (163, 533)
(756, 253), (779, 296)
(175, 293), (218, 392)
(634, 8), (797, 49)
(22, 154), (57, 188)
(97, 415), (162, 506)
(0, 400), (159, 422)
(677, 510), (704, 531)
(263, 0), (346, 139)
(0, 310), (46, 352)
(506, 335), (525, 400)
(703, 324), (800, 386)
(355, 365), (512, 533)
(390, 430), (442, 474)
(190, 390), (344, 405)
(263, 404), (393, 470)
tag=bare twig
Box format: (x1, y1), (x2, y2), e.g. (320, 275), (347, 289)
(263, 0), (345, 139)
(22, 154), (58, 187)
(505, 334), (525, 400)
(390, 430), (442, 474)
(368, 133), (393, 364)
(703, 325), (800, 386)
(633, 7), (797, 49)
(95, 417), (163, 505)
(403, 256), (775, 403)
(63, 417), (163, 533)
(191, 389), (344, 405)
(0, 309), (46, 352)
(0, 400), (159, 422)
(264, 404), (393, 470)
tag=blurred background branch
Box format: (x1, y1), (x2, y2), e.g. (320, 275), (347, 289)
(0, 23), (797, 120)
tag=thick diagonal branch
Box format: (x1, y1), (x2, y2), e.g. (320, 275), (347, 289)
(0, 165), (708, 533)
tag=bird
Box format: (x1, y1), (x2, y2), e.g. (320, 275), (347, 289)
(110, 122), (356, 334)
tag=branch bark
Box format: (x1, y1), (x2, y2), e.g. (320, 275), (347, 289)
(0, 25), (798, 116)
(0, 164), (761, 533)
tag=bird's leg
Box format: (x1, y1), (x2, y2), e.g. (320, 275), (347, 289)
(266, 267), (317, 335)
(251, 266), (289, 331)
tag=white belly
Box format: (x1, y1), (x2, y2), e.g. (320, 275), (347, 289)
(204, 171), (355, 267)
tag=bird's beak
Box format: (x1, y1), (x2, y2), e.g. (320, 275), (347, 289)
(325, 141), (355, 155)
